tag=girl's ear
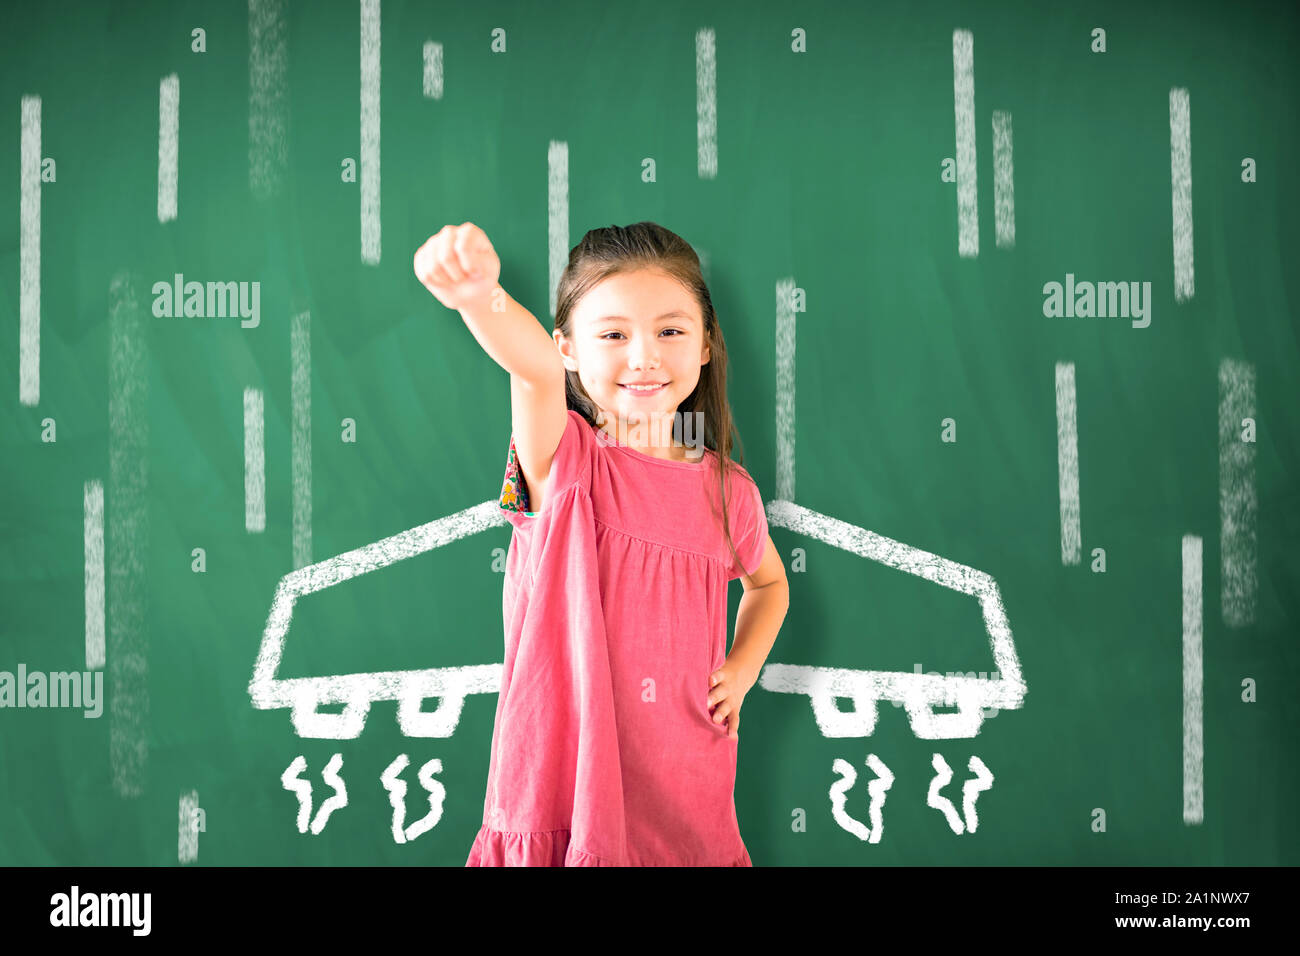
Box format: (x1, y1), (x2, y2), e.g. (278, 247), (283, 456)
(554, 332), (578, 370)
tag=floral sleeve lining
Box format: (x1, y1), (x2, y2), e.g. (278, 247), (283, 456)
(498, 435), (538, 516)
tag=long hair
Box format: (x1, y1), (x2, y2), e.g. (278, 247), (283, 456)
(553, 222), (747, 575)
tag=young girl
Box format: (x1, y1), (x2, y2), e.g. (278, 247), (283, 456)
(414, 221), (789, 866)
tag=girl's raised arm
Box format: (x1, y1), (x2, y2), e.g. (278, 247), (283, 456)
(414, 222), (567, 511)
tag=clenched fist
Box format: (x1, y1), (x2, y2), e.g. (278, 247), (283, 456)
(413, 222), (502, 311)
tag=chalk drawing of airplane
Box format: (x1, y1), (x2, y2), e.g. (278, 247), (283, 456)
(248, 501), (507, 739)
(758, 499), (1027, 739)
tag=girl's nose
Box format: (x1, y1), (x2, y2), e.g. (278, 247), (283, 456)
(629, 342), (660, 369)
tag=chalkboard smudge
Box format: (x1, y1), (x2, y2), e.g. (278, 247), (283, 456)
(108, 272), (150, 798)
(992, 110), (1014, 249)
(249, 0), (289, 201)
(1218, 359), (1256, 627)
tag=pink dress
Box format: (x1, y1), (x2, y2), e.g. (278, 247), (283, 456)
(465, 409), (769, 866)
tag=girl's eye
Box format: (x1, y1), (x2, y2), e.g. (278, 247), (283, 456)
(600, 330), (681, 340)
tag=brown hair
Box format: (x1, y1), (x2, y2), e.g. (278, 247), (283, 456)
(553, 221), (748, 576)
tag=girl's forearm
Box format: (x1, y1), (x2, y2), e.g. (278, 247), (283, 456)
(457, 286), (564, 386)
(726, 583), (789, 691)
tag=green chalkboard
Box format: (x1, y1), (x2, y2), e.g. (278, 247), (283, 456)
(1, 0), (1297, 866)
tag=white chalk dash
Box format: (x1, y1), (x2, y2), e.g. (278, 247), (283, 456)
(1182, 534), (1203, 825)
(20, 94), (40, 405)
(108, 272), (150, 798)
(775, 278), (797, 503)
(992, 110), (1015, 248)
(292, 311), (312, 568)
(1170, 87), (1194, 301)
(423, 40), (443, 99)
(1218, 358), (1256, 627)
(952, 29), (978, 257)
(84, 480), (105, 670)
(548, 141), (568, 317)
(696, 27), (717, 178)
(1056, 362), (1081, 564)
(249, 0), (288, 200)
(245, 387), (265, 533)
(360, 0), (381, 264)
(178, 790), (199, 863)
(158, 74), (179, 222)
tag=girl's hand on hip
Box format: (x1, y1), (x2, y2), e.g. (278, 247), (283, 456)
(706, 663), (754, 740)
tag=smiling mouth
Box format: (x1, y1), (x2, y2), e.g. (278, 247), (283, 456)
(620, 383), (667, 393)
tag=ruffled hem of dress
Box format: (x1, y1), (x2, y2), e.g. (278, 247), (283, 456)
(464, 825), (753, 867)
(464, 825), (619, 867)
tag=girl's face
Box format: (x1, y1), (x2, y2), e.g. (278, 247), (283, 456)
(557, 269), (711, 443)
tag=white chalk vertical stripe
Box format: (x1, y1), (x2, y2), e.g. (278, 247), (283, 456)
(1170, 87), (1194, 302)
(775, 278), (796, 503)
(1055, 362), (1081, 564)
(423, 40), (443, 99)
(20, 95), (40, 406)
(84, 479), (105, 670)
(360, 0), (381, 264)
(249, 0), (288, 200)
(158, 73), (179, 222)
(992, 109), (1015, 249)
(1182, 534), (1203, 825)
(952, 29), (978, 258)
(292, 311), (312, 568)
(179, 790), (200, 863)
(1218, 358), (1256, 627)
(548, 140), (568, 317)
(696, 28), (717, 179)
(245, 387), (266, 532)
(108, 273), (149, 798)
